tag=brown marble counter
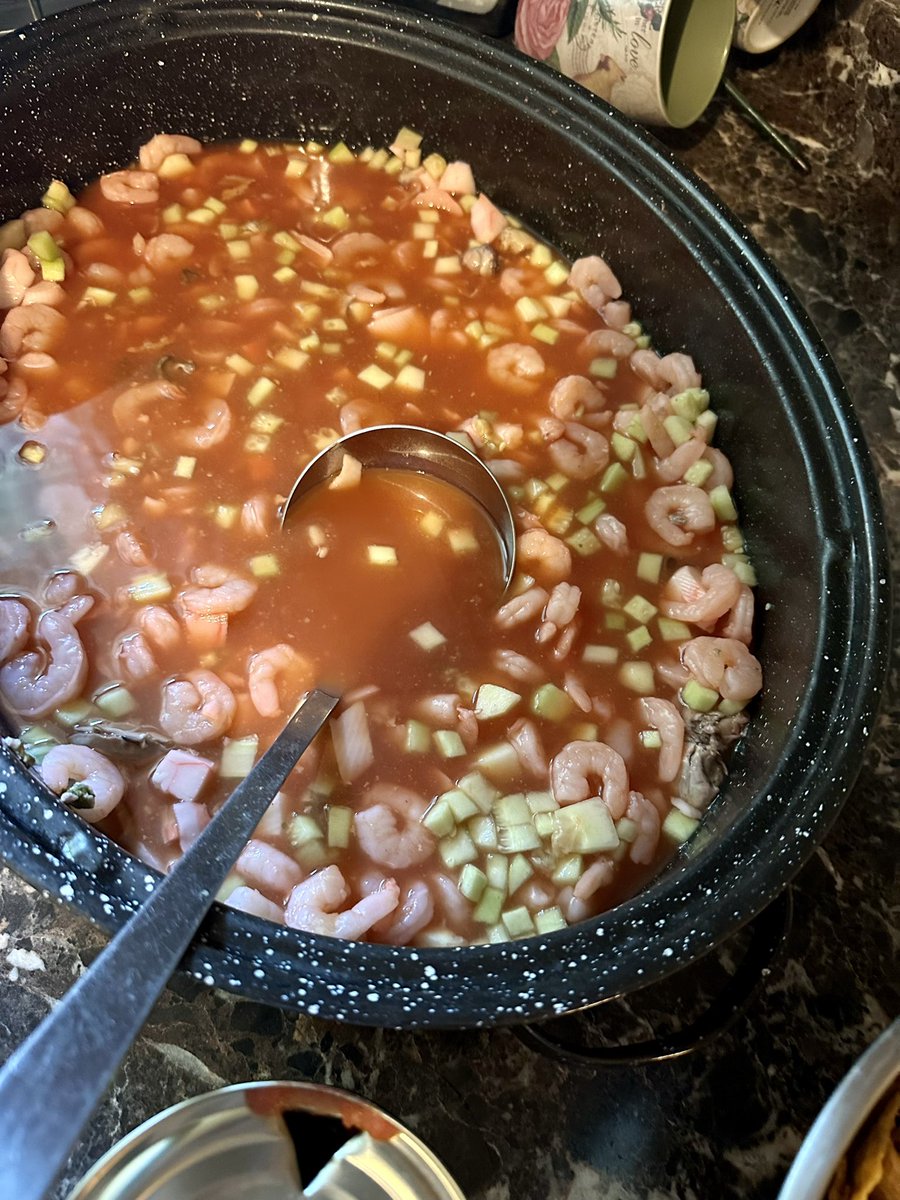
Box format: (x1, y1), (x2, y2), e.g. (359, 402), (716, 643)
(0, 2), (897, 1197)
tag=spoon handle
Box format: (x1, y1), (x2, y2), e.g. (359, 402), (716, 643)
(0, 687), (339, 1200)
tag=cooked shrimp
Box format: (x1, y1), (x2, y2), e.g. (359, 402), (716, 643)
(159, 669), (236, 745)
(20, 281), (65, 309)
(285, 866), (400, 939)
(550, 740), (629, 819)
(594, 513), (629, 555)
(660, 564), (742, 627)
(0, 303), (66, 359)
(548, 374), (606, 421)
(136, 605), (181, 653)
(492, 648), (543, 684)
(682, 637), (763, 704)
(719, 584), (755, 645)
(0, 249), (35, 308)
(538, 582), (581, 643)
(115, 528), (153, 568)
(62, 206), (104, 240)
(179, 564), (257, 616)
(701, 446), (734, 489)
(227, 886), (284, 924)
(114, 631), (158, 683)
(625, 790), (661, 865)
(0, 598), (30, 663)
(573, 857), (614, 901)
(414, 187), (462, 215)
(645, 485), (716, 548)
(577, 328), (635, 361)
(0, 603), (90, 719)
(631, 349), (701, 394)
(355, 783), (435, 870)
(568, 254), (622, 312)
(485, 343), (545, 395)
(639, 698), (684, 782)
(176, 398), (232, 451)
(239, 494), (272, 537)
(142, 233), (194, 273)
(339, 397), (391, 434)
(40, 744), (125, 823)
(237, 838), (303, 899)
(507, 718), (549, 780)
(99, 170), (159, 205)
(112, 380), (184, 433)
(517, 528), (572, 585)
(379, 880), (434, 946)
(139, 133), (203, 172)
(331, 232), (387, 267)
(248, 644), (310, 718)
(367, 304), (429, 349)
(548, 421), (609, 481)
(470, 193), (506, 243)
(495, 584), (550, 629)
(655, 436), (707, 484)
(563, 672), (592, 713)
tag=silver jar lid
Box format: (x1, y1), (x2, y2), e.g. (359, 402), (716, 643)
(69, 1081), (466, 1200)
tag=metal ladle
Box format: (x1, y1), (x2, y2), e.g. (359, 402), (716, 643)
(0, 423), (517, 1200)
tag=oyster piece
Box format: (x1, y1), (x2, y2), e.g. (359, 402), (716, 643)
(676, 709), (749, 812)
(70, 719), (172, 762)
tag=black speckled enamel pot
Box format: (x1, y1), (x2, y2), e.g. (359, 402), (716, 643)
(0, 0), (890, 1029)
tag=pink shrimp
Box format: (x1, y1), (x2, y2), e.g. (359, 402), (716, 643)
(240, 494), (272, 537)
(439, 161), (476, 194)
(548, 374), (606, 420)
(508, 718), (549, 780)
(577, 328), (635, 361)
(114, 631), (158, 683)
(227, 887), (284, 924)
(99, 170), (159, 205)
(624, 790), (661, 865)
(470, 194), (507, 243)
(285, 866), (400, 939)
(563, 672), (592, 713)
(378, 880), (435, 946)
(639, 698), (684, 782)
(602, 299), (632, 330)
(492, 648), (543, 684)
(682, 637), (763, 704)
(701, 446), (734, 490)
(137, 605), (181, 652)
(142, 234), (193, 273)
(655, 436), (707, 484)
(645, 485), (716, 548)
(237, 838), (303, 900)
(330, 232), (387, 267)
(176, 398), (232, 451)
(573, 857), (615, 901)
(248, 644), (310, 718)
(139, 133), (202, 172)
(719, 584), (755, 644)
(159, 669), (236, 745)
(355, 783), (435, 870)
(660, 564), (743, 626)
(550, 740), (630, 819)
(414, 187), (462, 215)
(538, 582), (581, 644)
(0, 601), (91, 719)
(40, 745), (125, 823)
(517, 528), (572, 585)
(0, 598), (30, 663)
(62, 206), (105, 240)
(0, 303), (66, 359)
(339, 397), (391, 434)
(150, 748), (215, 803)
(495, 585), (550, 630)
(568, 254), (622, 312)
(594, 513), (629, 555)
(0, 249), (35, 308)
(178, 564), (257, 616)
(486, 343), (545, 395)
(366, 304), (429, 348)
(20, 281), (65, 308)
(112, 380), (184, 433)
(548, 422), (609, 481)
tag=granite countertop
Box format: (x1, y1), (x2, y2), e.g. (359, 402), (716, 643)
(1, 2), (898, 1197)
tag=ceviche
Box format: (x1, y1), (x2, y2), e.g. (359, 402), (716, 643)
(0, 129), (762, 946)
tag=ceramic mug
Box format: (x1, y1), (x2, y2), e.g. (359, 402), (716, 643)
(515, 0), (736, 127)
(734, 0), (821, 53)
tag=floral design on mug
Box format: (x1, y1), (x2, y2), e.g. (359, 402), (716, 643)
(515, 0), (573, 60)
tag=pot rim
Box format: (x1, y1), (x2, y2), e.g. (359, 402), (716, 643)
(0, 0), (890, 1029)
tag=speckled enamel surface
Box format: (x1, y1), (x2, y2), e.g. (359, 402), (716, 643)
(0, 1), (897, 1196)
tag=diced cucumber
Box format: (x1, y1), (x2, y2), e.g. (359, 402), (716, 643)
(288, 814), (324, 848)
(327, 805), (353, 849)
(473, 683), (521, 721)
(589, 357), (618, 380)
(601, 579), (623, 609)
(662, 809), (700, 844)
(507, 853), (533, 895)
(487, 923), (511, 944)
(422, 799), (456, 839)
(566, 528), (602, 557)
(293, 840), (332, 871)
(405, 719), (431, 753)
(551, 854), (584, 886)
(682, 680), (719, 712)
(501, 905), (535, 938)
(553, 799), (620, 854)
(658, 617), (692, 642)
(530, 683), (574, 722)
(637, 553), (663, 584)
(663, 415), (693, 446)
(54, 699), (96, 728)
(41, 179), (76, 214)
(571, 722), (598, 741)
(600, 463), (628, 494)
(582, 643), (618, 665)
(93, 685), (136, 719)
(468, 814), (498, 850)
(718, 698), (746, 716)
(611, 432), (636, 462)
(457, 770), (500, 813)
(220, 735), (259, 778)
(605, 612), (626, 631)
(485, 853), (509, 891)
(534, 812), (555, 838)
(576, 496), (606, 524)
(216, 872), (245, 903)
(494, 793), (532, 825)
(639, 729), (662, 750)
(535, 906), (567, 934)
(709, 485), (738, 522)
(444, 788), (479, 823)
(434, 729), (466, 759)
(670, 388), (709, 421)
(475, 741), (522, 782)
(624, 594), (658, 625)
(458, 863), (487, 903)
(473, 885), (505, 925)
(439, 828), (477, 869)
(525, 790), (557, 814)
(497, 824), (541, 853)
(626, 625), (652, 654)
(619, 662), (655, 694)
(684, 459), (714, 487)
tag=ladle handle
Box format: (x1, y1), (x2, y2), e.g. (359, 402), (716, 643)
(0, 687), (339, 1200)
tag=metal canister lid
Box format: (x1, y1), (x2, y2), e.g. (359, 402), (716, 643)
(69, 1081), (466, 1200)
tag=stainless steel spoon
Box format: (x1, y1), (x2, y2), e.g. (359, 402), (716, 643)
(0, 688), (339, 1200)
(282, 423), (518, 591)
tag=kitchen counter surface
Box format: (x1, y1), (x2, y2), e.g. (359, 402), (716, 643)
(1, 2), (897, 1197)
